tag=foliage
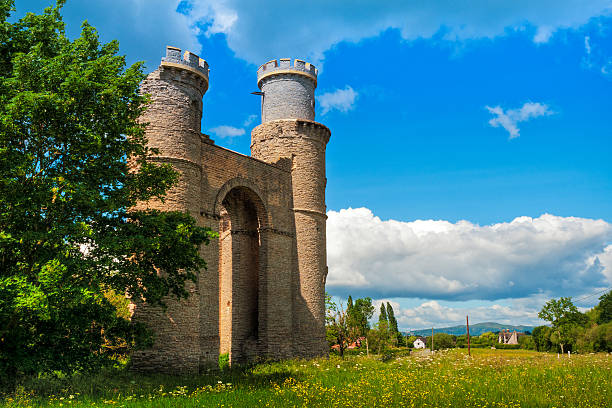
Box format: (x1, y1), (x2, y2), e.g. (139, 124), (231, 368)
(378, 303), (388, 326)
(0, 0), (214, 382)
(597, 290), (612, 324)
(538, 297), (584, 326)
(477, 331), (498, 347)
(367, 304), (395, 353)
(365, 323), (389, 355)
(346, 296), (374, 339)
(538, 297), (586, 353)
(324, 293), (348, 356)
(218, 353), (229, 371)
(406, 335), (417, 348)
(518, 334), (535, 350)
(425, 333), (456, 350)
(532, 326), (553, 352)
(386, 302), (404, 346)
(3, 349), (612, 407)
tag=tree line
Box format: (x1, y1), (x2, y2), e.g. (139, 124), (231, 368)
(532, 291), (612, 353)
(326, 290), (612, 355)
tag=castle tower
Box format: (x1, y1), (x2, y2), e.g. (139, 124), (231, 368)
(131, 46), (209, 373)
(251, 59), (330, 357)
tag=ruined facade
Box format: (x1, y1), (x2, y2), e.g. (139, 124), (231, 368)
(131, 47), (330, 373)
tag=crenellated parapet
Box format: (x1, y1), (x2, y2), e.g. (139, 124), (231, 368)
(161, 46), (209, 89)
(257, 59), (318, 88)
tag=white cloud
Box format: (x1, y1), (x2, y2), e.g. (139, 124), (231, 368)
(13, 0), (202, 71)
(243, 114), (258, 127)
(209, 114), (259, 139)
(486, 102), (555, 139)
(19, 1), (611, 70)
(585, 35), (593, 55)
(394, 298), (544, 330)
(181, 0), (612, 65)
(592, 244), (612, 283)
(326, 208), (612, 301)
(317, 86), (358, 115)
(209, 125), (245, 138)
(582, 33), (612, 79)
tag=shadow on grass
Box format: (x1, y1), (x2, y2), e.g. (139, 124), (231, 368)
(2, 361), (300, 403)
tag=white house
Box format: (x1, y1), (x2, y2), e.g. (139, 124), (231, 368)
(413, 337), (426, 349)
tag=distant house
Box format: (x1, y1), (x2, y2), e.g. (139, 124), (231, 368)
(413, 337), (426, 349)
(498, 329), (524, 345)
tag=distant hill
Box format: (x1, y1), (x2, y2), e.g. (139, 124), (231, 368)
(405, 322), (534, 337)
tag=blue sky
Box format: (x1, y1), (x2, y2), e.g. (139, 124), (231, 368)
(15, 0), (612, 330)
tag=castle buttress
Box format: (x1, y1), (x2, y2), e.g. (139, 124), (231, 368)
(131, 47), (330, 373)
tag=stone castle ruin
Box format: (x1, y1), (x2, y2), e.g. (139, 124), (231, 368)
(131, 47), (330, 373)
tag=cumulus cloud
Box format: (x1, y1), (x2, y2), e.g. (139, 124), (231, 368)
(486, 102), (555, 139)
(181, 0), (612, 64)
(14, 0), (201, 70)
(20, 1), (611, 69)
(592, 244), (612, 283)
(317, 86), (358, 115)
(209, 125), (245, 138)
(394, 298), (544, 330)
(326, 208), (612, 301)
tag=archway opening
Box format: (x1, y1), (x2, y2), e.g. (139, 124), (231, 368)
(218, 186), (265, 364)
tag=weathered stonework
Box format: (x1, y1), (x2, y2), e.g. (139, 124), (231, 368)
(131, 47), (330, 373)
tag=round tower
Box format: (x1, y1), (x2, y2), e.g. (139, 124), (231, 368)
(138, 46), (209, 214)
(131, 46), (209, 374)
(251, 59), (330, 357)
(258, 59), (317, 122)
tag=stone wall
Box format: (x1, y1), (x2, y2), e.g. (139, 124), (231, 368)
(251, 119), (330, 357)
(132, 47), (330, 373)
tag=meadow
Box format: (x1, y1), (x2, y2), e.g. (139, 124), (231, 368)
(2, 349), (611, 407)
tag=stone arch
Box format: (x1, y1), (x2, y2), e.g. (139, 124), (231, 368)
(213, 177), (268, 227)
(215, 179), (268, 364)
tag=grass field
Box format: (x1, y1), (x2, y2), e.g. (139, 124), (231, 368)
(2, 349), (611, 407)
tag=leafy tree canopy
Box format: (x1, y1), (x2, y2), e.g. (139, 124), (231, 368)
(0, 0), (214, 381)
(346, 296), (374, 338)
(597, 290), (612, 324)
(538, 297), (584, 327)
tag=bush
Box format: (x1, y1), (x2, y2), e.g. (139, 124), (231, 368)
(519, 335), (536, 350)
(219, 353), (229, 370)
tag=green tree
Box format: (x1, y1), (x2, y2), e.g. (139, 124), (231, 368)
(425, 333), (455, 350)
(478, 331), (498, 347)
(455, 334), (467, 348)
(406, 335), (418, 348)
(347, 297), (374, 338)
(538, 297), (585, 353)
(0, 0), (214, 383)
(379, 303), (388, 326)
(597, 290), (612, 324)
(324, 293), (348, 357)
(386, 302), (405, 346)
(368, 304), (390, 354)
(518, 335), (535, 350)
(532, 325), (552, 352)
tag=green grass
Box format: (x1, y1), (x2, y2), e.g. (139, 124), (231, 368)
(2, 349), (611, 407)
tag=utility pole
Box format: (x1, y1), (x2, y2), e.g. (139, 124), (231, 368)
(466, 315), (471, 357)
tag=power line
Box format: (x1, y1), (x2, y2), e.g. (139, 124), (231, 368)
(574, 287), (611, 303)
